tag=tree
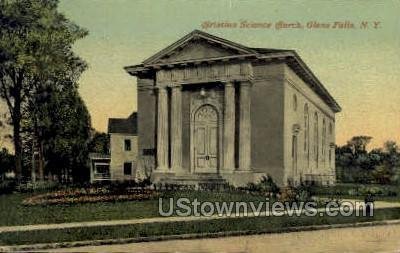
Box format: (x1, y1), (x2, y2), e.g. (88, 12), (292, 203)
(336, 137), (400, 184)
(383, 140), (399, 155)
(0, 147), (14, 177)
(88, 132), (109, 154)
(337, 136), (375, 183)
(372, 164), (394, 185)
(0, 0), (88, 180)
(346, 136), (372, 156)
(382, 140), (400, 183)
(41, 88), (91, 183)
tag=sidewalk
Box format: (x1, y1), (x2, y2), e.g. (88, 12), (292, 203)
(4, 219), (400, 252)
(0, 199), (398, 233)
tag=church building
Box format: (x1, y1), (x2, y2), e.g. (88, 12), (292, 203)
(125, 30), (341, 186)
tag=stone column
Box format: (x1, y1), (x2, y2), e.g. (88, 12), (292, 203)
(223, 82), (235, 171)
(239, 81), (252, 170)
(170, 85), (182, 170)
(156, 86), (169, 170)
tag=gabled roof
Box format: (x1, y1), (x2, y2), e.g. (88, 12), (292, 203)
(142, 30), (257, 65)
(124, 30), (341, 113)
(108, 112), (137, 135)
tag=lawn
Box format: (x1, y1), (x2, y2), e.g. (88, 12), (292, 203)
(1, 207), (400, 246)
(1, 184), (400, 227)
(0, 190), (269, 226)
(311, 183), (400, 203)
(310, 183), (400, 198)
(1, 188), (400, 246)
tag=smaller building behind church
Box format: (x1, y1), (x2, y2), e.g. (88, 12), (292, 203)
(89, 113), (138, 183)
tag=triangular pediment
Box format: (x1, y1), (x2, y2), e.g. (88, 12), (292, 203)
(157, 40), (242, 63)
(143, 30), (256, 65)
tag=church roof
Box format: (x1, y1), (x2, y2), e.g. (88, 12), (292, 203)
(108, 112), (137, 135)
(124, 30), (341, 113)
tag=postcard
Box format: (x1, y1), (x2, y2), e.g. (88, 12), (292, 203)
(0, 1), (399, 252)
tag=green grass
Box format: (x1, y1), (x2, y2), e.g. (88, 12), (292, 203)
(0, 191), (269, 226)
(318, 194), (400, 202)
(311, 183), (400, 197)
(1, 207), (400, 246)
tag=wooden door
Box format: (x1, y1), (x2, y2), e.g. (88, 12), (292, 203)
(194, 105), (218, 173)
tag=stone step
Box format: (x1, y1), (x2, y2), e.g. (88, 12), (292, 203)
(160, 174), (223, 181)
(156, 173), (227, 187)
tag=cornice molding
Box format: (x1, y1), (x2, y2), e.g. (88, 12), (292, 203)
(285, 76), (335, 121)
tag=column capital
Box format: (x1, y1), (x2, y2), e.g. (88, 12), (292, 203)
(155, 85), (168, 91)
(239, 80), (253, 87)
(292, 124), (301, 136)
(170, 84), (182, 89)
(222, 81), (235, 87)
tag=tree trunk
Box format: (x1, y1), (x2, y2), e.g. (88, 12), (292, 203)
(38, 140), (44, 180)
(31, 141), (36, 182)
(13, 116), (22, 182)
(12, 82), (23, 182)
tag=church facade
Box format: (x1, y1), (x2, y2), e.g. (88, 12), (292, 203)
(125, 30), (341, 186)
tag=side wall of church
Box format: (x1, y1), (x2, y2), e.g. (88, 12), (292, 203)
(137, 77), (157, 176)
(250, 63), (286, 185)
(283, 65), (336, 185)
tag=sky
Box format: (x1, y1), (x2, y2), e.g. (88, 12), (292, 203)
(50, 0), (400, 149)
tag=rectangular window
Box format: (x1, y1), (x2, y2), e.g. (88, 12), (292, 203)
(123, 162), (132, 175)
(124, 139), (131, 151)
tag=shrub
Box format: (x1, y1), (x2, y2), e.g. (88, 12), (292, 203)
(277, 184), (313, 203)
(310, 183), (400, 197)
(278, 186), (297, 202)
(244, 175), (280, 195)
(0, 179), (16, 194)
(22, 187), (159, 206)
(137, 176), (152, 188)
(295, 184), (313, 202)
(15, 181), (60, 193)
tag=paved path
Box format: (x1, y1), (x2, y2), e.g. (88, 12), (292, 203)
(0, 199), (399, 233)
(49, 223), (400, 253)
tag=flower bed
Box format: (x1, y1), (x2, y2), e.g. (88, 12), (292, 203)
(22, 188), (158, 206)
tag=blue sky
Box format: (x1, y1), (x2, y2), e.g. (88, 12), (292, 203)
(57, 0), (400, 148)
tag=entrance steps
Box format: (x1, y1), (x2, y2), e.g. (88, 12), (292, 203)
(153, 173), (229, 190)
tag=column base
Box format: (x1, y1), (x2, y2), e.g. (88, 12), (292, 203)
(236, 168), (252, 172)
(171, 167), (186, 174)
(220, 168), (235, 174)
(155, 167), (173, 173)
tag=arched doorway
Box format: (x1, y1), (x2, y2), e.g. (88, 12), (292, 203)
(193, 104), (219, 173)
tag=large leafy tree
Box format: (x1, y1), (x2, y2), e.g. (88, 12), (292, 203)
(336, 137), (400, 184)
(36, 87), (91, 183)
(346, 136), (373, 156)
(0, 0), (88, 180)
(88, 132), (109, 154)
